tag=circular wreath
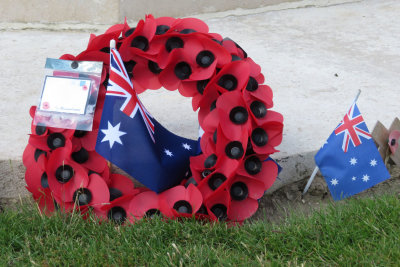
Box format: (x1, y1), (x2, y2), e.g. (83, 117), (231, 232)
(23, 15), (284, 224)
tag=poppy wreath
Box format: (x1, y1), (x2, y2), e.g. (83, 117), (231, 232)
(23, 15), (284, 224)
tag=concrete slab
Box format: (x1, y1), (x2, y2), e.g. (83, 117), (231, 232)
(0, 0), (399, 198)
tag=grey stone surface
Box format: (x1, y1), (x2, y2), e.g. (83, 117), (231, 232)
(0, 0), (399, 201)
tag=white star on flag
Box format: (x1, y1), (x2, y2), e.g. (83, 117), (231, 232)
(352, 176), (357, 181)
(164, 149), (173, 157)
(349, 157), (357, 165)
(182, 143), (192, 150)
(370, 159), (377, 167)
(331, 178), (339, 186)
(101, 121), (126, 148)
(362, 174), (370, 182)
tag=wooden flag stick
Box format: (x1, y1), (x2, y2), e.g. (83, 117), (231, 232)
(302, 89), (362, 196)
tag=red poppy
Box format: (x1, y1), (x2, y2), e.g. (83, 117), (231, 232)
(227, 159), (278, 221)
(159, 184), (202, 217)
(197, 84), (220, 124)
(127, 191), (169, 221)
(46, 146), (89, 202)
(216, 90), (252, 141)
(118, 15), (157, 60)
(23, 144), (47, 170)
(248, 111), (283, 156)
(204, 189), (231, 221)
(25, 163), (49, 196)
(28, 125), (74, 152)
(221, 38), (247, 60)
(237, 157), (279, 191)
(108, 173), (139, 201)
(69, 173), (110, 210)
(169, 17), (209, 34)
(99, 194), (136, 224)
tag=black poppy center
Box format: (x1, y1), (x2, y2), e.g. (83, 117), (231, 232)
(55, 165), (74, 183)
(250, 101), (267, 119)
(47, 133), (65, 150)
(201, 169), (213, 179)
(108, 206), (127, 224)
(156, 25), (170, 35)
(225, 141), (244, 159)
(210, 204), (227, 221)
(173, 200), (193, 214)
(144, 209), (161, 218)
(210, 100), (217, 112)
(218, 74), (238, 91)
(109, 188), (123, 201)
(196, 50), (215, 68)
(131, 35), (149, 51)
(251, 128), (269, 147)
(148, 60), (162, 74)
(197, 79), (209, 95)
(72, 147), (89, 164)
(213, 130), (217, 144)
(244, 156), (262, 175)
(185, 177), (198, 187)
(204, 154), (217, 169)
(41, 172), (49, 188)
(246, 77), (259, 92)
(35, 124), (47, 135)
(229, 106), (248, 125)
(391, 139), (396, 146)
(73, 188), (92, 206)
(165, 37), (184, 52)
(125, 27), (136, 37)
(34, 149), (47, 162)
(74, 130), (87, 138)
(180, 28), (196, 34)
(230, 182), (249, 201)
(174, 62), (192, 80)
(208, 173), (227, 190)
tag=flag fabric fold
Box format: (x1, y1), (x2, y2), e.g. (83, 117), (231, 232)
(95, 48), (199, 193)
(315, 102), (390, 200)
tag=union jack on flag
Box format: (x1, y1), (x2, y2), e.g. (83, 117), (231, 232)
(334, 102), (372, 152)
(315, 101), (390, 200)
(107, 48), (155, 142)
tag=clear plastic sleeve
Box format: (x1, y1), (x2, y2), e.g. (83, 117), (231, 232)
(33, 58), (103, 131)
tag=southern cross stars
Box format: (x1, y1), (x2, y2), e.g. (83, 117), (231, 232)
(182, 143), (191, 150)
(101, 121), (127, 148)
(331, 178), (339, 186)
(164, 149), (173, 157)
(362, 174), (370, 182)
(349, 157), (357, 165)
(370, 159), (377, 167)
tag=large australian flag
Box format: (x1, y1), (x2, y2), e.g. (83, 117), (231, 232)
(95, 48), (199, 193)
(315, 102), (390, 200)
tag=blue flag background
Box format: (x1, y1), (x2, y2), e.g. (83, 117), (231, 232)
(95, 94), (200, 192)
(315, 103), (390, 200)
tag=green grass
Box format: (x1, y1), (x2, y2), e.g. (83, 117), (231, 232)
(1, 195), (400, 266)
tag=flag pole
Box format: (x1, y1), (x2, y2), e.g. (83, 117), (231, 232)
(302, 89), (362, 196)
(110, 39), (116, 49)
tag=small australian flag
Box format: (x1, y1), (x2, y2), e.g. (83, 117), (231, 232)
(315, 102), (390, 200)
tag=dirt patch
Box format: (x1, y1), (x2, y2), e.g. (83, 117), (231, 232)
(254, 165), (400, 222)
